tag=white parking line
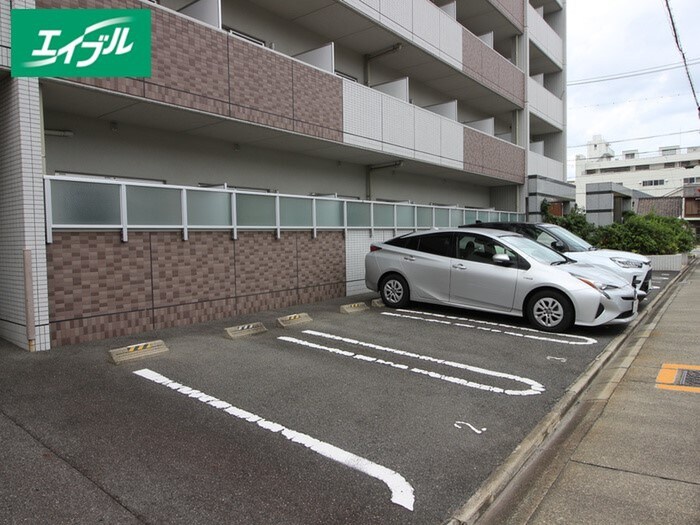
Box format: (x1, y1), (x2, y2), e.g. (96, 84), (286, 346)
(133, 368), (415, 511)
(280, 331), (545, 396)
(384, 310), (598, 346)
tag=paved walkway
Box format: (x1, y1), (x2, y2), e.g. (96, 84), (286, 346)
(476, 258), (700, 524)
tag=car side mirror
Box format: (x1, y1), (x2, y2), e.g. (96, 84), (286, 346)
(551, 241), (566, 252)
(492, 253), (513, 266)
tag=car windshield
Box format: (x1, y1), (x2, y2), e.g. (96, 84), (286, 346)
(543, 225), (593, 252)
(503, 235), (569, 265)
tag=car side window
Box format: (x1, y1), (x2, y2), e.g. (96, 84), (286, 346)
(458, 234), (517, 266)
(534, 228), (560, 250)
(416, 233), (454, 257)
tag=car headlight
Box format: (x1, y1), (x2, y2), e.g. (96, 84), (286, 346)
(574, 275), (620, 299)
(610, 257), (643, 269)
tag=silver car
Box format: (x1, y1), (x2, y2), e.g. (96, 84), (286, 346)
(365, 228), (639, 333)
(467, 222), (653, 297)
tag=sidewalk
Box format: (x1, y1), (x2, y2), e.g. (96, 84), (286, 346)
(474, 259), (700, 524)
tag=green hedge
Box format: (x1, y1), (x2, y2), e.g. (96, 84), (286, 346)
(590, 213), (696, 255)
(541, 201), (695, 255)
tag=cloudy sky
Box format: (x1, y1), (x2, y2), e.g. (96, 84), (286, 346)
(566, 0), (700, 178)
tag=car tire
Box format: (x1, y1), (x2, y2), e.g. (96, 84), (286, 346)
(526, 290), (574, 333)
(380, 274), (410, 308)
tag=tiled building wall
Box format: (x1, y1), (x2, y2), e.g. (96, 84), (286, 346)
(345, 229), (412, 296)
(47, 230), (346, 346)
(34, 0), (345, 142)
(461, 28), (525, 107)
(463, 127), (526, 184)
(491, 0), (526, 33)
(0, 74), (51, 351)
(0, 0), (10, 68)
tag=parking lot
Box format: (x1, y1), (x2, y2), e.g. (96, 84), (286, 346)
(0, 273), (675, 524)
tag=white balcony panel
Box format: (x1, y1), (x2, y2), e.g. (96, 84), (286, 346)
(528, 78), (564, 129)
(528, 151), (564, 179)
(382, 96), (415, 158)
(439, 10), (462, 69)
(414, 108), (442, 163)
(528, 4), (563, 67)
(440, 118), (463, 164)
(343, 80), (383, 151)
(412, 0), (441, 56)
(381, 0), (413, 40)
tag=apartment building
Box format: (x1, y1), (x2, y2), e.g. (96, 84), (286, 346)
(0, 0), (568, 350)
(575, 135), (700, 205)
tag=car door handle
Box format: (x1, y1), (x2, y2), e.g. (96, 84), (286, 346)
(452, 263), (467, 270)
(403, 256), (416, 262)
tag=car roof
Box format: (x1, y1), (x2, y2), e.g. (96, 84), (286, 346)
(390, 227), (522, 239)
(460, 221), (545, 228)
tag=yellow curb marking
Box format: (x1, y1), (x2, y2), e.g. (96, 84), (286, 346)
(655, 363), (700, 393)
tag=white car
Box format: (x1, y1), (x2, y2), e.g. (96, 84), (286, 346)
(468, 222), (653, 297)
(365, 228), (639, 333)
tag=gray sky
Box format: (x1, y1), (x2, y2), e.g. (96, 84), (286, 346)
(566, 0), (700, 177)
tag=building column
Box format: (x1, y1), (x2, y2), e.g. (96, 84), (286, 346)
(0, 75), (51, 351)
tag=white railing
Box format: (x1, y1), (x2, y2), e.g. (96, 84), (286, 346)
(528, 77), (564, 129)
(528, 151), (564, 179)
(44, 176), (524, 243)
(527, 4), (563, 66)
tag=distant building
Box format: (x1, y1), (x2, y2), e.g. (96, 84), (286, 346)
(575, 135), (700, 207)
(573, 135), (700, 227)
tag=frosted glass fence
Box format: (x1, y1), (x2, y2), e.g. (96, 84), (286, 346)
(44, 176), (523, 242)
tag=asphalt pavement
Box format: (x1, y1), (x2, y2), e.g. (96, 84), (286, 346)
(0, 261), (696, 524)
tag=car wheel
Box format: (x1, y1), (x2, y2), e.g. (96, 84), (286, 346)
(526, 290), (573, 332)
(380, 274), (410, 308)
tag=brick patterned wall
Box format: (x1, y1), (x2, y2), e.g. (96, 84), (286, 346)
(292, 62), (343, 142)
(490, 0), (525, 33)
(464, 127), (525, 184)
(35, 0), (344, 143)
(462, 28), (524, 108)
(147, 6), (229, 115)
(47, 231), (346, 346)
(229, 38), (295, 131)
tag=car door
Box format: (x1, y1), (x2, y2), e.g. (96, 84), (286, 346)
(400, 232), (454, 303)
(450, 233), (519, 311)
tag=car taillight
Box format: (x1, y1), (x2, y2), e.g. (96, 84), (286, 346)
(369, 245), (382, 252)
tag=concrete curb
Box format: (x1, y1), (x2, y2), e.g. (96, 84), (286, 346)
(444, 261), (697, 525)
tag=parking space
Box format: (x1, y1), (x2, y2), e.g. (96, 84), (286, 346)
(0, 272), (676, 524)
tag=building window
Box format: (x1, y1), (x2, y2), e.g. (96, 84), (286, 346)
(642, 179), (665, 187)
(634, 165), (650, 171)
(585, 169), (598, 174)
(601, 166), (631, 173)
(664, 162), (676, 169)
(684, 177), (698, 184)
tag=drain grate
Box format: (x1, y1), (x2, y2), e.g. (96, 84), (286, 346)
(656, 364), (700, 393)
(678, 369), (700, 387)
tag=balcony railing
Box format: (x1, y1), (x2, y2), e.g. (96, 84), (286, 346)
(527, 4), (563, 66)
(44, 176), (524, 243)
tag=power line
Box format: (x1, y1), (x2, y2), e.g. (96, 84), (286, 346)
(567, 58), (700, 86)
(567, 129), (700, 149)
(662, 0), (700, 119)
(569, 93), (685, 110)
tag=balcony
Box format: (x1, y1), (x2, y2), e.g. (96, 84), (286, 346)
(527, 3), (563, 69)
(528, 150), (564, 179)
(528, 77), (563, 130)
